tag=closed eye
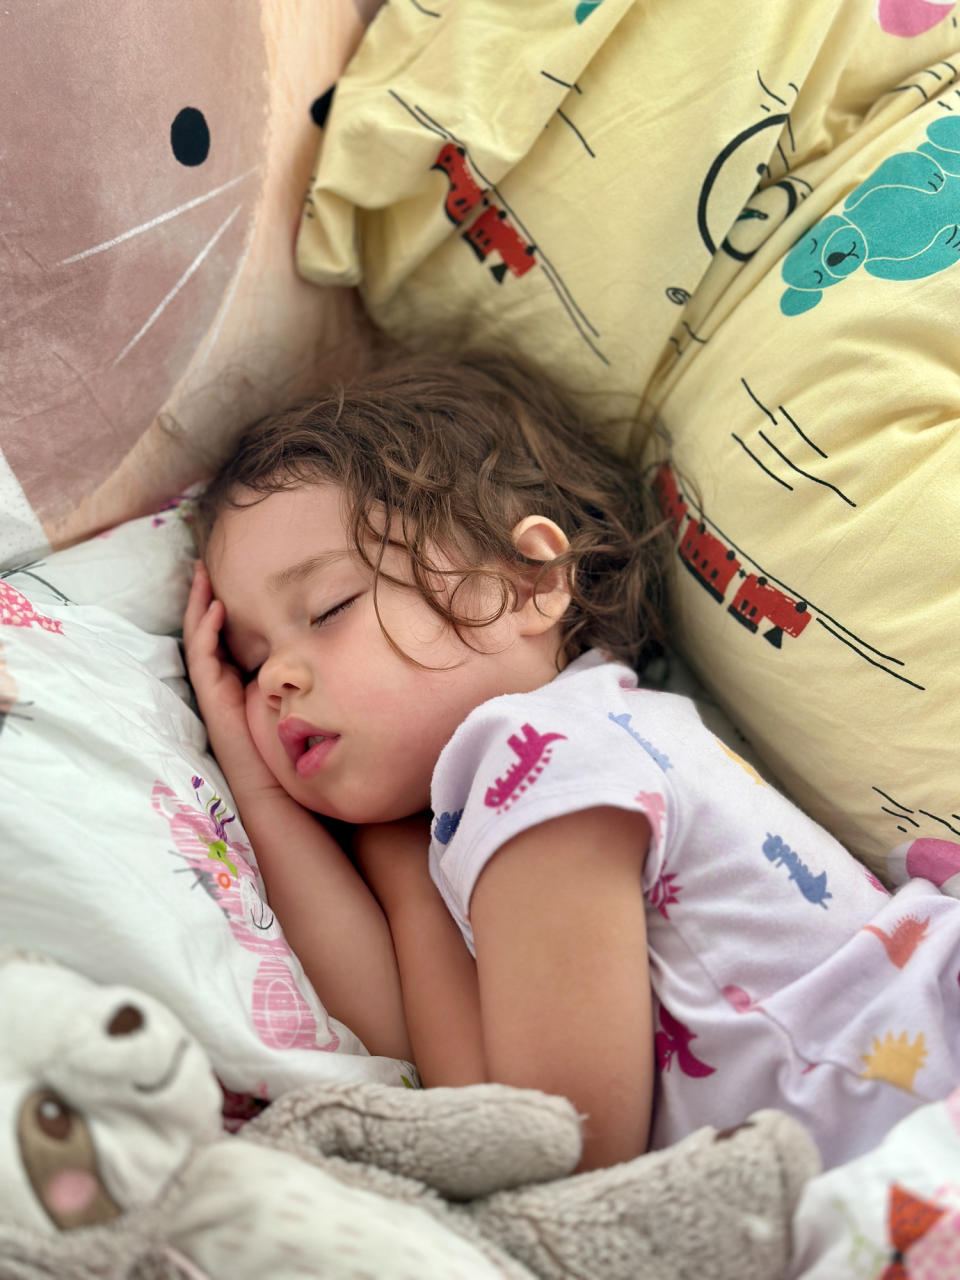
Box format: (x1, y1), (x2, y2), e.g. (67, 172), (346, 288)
(311, 594), (359, 628)
(240, 594), (360, 683)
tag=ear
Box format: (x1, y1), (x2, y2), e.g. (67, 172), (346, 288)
(510, 515), (572, 636)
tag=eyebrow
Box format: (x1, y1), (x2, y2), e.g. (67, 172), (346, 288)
(267, 551), (349, 592)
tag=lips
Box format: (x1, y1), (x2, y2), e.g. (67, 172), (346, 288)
(277, 716), (340, 776)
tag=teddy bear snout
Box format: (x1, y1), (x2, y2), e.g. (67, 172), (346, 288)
(106, 1004), (144, 1037)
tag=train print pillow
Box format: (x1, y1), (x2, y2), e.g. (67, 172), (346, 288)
(296, 0), (960, 885)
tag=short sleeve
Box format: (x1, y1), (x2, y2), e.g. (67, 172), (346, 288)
(428, 673), (670, 953)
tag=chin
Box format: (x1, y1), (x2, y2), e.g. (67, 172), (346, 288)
(299, 789), (426, 827)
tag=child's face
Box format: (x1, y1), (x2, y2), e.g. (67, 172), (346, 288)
(206, 483), (560, 824)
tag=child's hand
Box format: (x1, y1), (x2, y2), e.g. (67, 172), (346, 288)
(183, 562), (280, 797)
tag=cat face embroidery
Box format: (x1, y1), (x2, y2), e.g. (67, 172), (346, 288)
(0, 2), (267, 525)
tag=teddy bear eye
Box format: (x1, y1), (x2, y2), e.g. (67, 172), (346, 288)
(35, 1093), (72, 1142)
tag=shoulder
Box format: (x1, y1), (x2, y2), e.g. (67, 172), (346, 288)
(430, 651), (677, 832)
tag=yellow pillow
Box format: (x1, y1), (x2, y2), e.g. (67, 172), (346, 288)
(298, 0), (960, 883)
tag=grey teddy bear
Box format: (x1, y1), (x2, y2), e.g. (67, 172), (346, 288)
(0, 954), (819, 1279)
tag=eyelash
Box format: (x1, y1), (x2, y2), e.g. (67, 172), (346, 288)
(241, 595), (358, 683)
(311, 594), (358, 629)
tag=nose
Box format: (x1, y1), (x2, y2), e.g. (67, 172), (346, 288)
(258, 647), (313, 703)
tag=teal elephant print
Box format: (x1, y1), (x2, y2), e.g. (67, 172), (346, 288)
(780, 117), (960, 315)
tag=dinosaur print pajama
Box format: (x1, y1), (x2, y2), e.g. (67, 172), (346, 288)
(428, 650), (960, 1169)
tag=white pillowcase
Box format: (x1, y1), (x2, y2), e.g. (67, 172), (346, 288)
(0, 502), (414, 1098)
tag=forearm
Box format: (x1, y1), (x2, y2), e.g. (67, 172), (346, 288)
(353, 816), (486, 1086)
(388, 894), (487, 1087)
(237, 790), (412, 1063)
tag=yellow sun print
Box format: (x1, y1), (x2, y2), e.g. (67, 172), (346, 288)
(859, 1030), (928, 1093)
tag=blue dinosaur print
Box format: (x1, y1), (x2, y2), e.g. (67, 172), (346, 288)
(780, 116), (960, 315)
(608, 712), (673, 771)
(433, 809), (463, 845)
(575, 0), (604, 20)
(762, 833), (832, 908)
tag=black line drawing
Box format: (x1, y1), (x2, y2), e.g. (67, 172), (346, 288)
(1, 563), (72, 604)
(873, 786), (960, 837)
(732, 434), (793, 490)
(556, 108), (595, 157)
(737, 379), (856, 507)
(919, 809), (960, 837)
(541, 70), (582, 94)
(660, 466), (922, 689)
(682, 321), (707, 345)
(756, 429), (856, 506)
(779, 404), (826, 457)
(756, 70), (786, 105)
(816, 620), (923, 690)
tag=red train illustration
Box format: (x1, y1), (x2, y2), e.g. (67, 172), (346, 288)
(653, 462), (689, 536)
(431, 142), (538, 283)
(431, 142), (486, 225)
(656, 464), (811, 651)
(677, 517), (741, 602)
(727, 575), (810, 648)
(462, 204), (537, 282)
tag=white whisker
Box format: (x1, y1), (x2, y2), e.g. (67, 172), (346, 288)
(59, 168), (258, 266)
(112, 204), (243, 366)
(195, 220), (255, 372)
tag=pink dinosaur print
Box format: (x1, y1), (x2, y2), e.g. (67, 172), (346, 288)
(0, 581), (63, 633)
(638, 792), (682, 917)
(655, 1005), (716, 1078)
(484, 723), (567, 812)
(151, 778), (339, 1053)
(722, 985), (763, 1014)
(636, 790), (666, 847)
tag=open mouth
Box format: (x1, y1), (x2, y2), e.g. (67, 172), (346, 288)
(277, 716), (340, 777)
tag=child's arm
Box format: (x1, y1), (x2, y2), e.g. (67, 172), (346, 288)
(353, 815), (486, 1087)
(183, 565), (412, 1063)
(469, 806), (653, 1171)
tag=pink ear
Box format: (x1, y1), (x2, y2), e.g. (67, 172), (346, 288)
(43, 1168), (100, 1216)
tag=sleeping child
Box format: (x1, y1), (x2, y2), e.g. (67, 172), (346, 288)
(183, 349), (960, 1172)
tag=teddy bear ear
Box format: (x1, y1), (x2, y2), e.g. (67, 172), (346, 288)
(780, 286), (822, 316)
(16, 1089), (122, 1231)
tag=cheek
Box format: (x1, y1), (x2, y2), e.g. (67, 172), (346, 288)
(244, 685), (277, 762)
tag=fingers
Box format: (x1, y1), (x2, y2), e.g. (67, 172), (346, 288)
(183, 562), (229, 677)
(183, 560), (212, 639)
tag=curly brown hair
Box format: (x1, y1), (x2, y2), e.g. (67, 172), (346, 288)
(193, 349), (670, 672)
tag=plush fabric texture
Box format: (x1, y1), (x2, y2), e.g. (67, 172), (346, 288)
(297, 0), (960, 886)
(0, 955), (820, 1280)
(0, 0), (371, 566)
(0, 512), (413, 1099)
